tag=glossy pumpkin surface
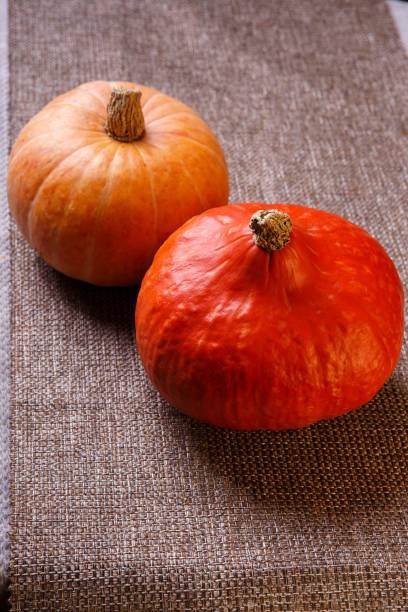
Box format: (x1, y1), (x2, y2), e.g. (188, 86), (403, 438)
(135, 203), (404, 430)
(7, 80), (229, 286)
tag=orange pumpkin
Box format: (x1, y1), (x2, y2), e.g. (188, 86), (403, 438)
(135, 203), (404, 430)
(7, 81), (229, 286)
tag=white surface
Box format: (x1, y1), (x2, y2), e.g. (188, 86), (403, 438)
(388, 0), (408, 51)
(0, 0), (9, 592)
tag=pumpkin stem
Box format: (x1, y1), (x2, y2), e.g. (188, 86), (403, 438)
(104, 87), (145, 142)
(249, 209), (292, 252)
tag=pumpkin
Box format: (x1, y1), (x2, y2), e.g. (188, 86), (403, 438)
(135, 203), (404, 430)
(7, 81), (229, 286)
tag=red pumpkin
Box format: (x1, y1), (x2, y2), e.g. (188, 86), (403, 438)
(135, 203), (404, 430)
(7, 81), (229, 286)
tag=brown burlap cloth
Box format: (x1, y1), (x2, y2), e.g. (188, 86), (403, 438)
(8, 0), (408, 610)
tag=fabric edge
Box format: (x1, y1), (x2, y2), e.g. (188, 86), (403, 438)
(0, 0), (10, 603)
(387, 0), (408, 53)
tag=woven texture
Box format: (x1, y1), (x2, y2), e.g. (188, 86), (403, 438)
(8, 0), (408, 610)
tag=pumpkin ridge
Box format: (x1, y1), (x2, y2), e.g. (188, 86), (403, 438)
(139, 92), (165, 115)
(77, 84), (109, 109)
(159, 133), (227, 170)
(48, 101), (106, 121)
(147, 111), (200, 128)
(222, 280), (258, 324)
(148, 141), (208, 213)
(174, 238), (254, 296)
(147, 116), (223, 151)
(27, 139), (109, 243)
(212, 233), (250, 253)
(10, 130), (105, 163)
(132, 145), (159, 254)
(69, 143), (120, 282)
(263, 248), (272, 290)
(135, 147), (160, 252)
(149, 132), (228, 204)
(175, 157), (208, 212)
(151, 252), (235, 299)
(143, 98), (197, 121)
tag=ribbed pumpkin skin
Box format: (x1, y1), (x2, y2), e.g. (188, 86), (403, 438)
(7, 80), (229, 286)
(135, 203), (404, 430)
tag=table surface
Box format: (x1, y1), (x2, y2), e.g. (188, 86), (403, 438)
(2, 1), (408, 611)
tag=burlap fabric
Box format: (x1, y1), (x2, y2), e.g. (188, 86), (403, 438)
(8, 0), (408, 610)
